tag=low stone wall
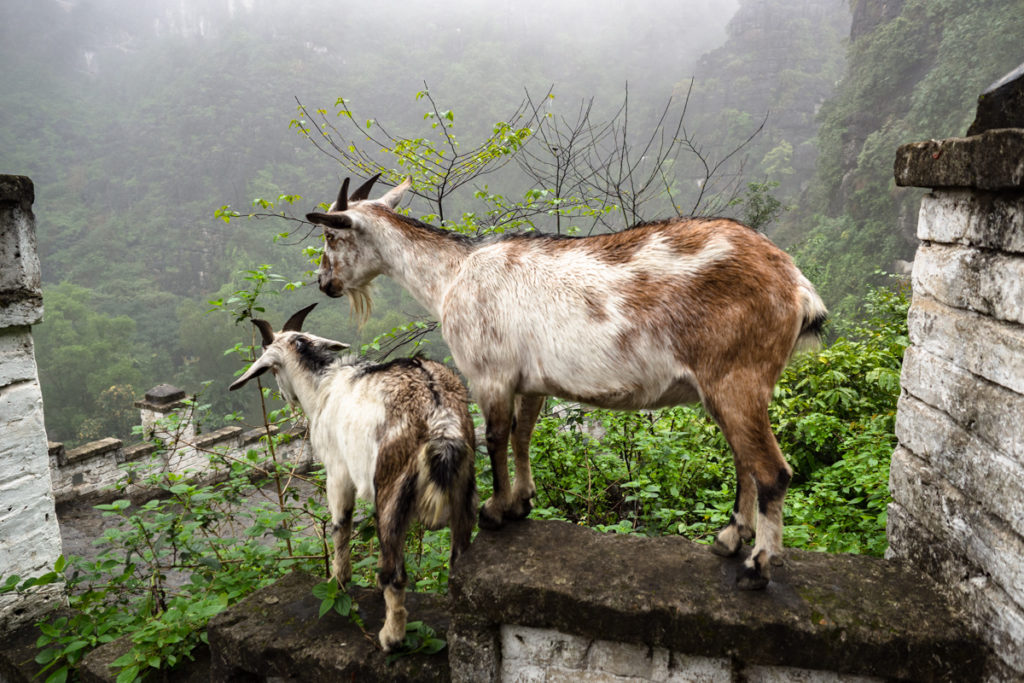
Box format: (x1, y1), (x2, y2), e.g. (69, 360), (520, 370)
(891, 92), (1024, 676)
(0, 175), (64, 633)
(448, 520), (986, 682)
(49, 421), (313, 506)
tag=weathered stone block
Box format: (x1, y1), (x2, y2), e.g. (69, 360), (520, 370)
(894, 128), (1024, 191)
(889, 448), (1024, 617)
(912, 243), (1024, 325)
(917, 190), (1024, 253)
(0, 328), (40, 389)
(895, 394), (1024, 537)
(900, 346), (1024, 463)
(206, 570), (451, 681)
(0, 175), (42, 328)
(888, 448), (1024, 671)
(887, 501), (1024, 679)
(967, 62), (1024, 136)
(450, 520), (986, 681)
(907, 295), (1024, 396)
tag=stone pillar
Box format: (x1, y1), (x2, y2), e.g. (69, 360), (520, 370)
(0, 175), (64, 633)
(135, 383), (190, 443)
(891, 64), (1024, 679)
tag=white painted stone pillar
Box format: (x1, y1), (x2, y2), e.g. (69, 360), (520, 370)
(0, 175), (64, 633)
(891, 64), (1024, 679)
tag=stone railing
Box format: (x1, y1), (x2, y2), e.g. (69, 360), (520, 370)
(48, 383), (313, 506)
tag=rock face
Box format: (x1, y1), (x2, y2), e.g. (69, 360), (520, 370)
(890, 65), (1024, 679)
(0, 175), (64, 635)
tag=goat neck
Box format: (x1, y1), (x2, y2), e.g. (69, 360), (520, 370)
(360, 205), (473, 320)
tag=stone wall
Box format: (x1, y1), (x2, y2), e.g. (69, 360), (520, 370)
(0, 175), (64, 632)
(48, 384), (312, 506)
(447, 521), (984, 682)
(890, 69), (1024, 679)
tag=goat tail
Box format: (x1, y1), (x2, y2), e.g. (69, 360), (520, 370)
(793, 276), (828, 354)
(416, 436), (475, 530)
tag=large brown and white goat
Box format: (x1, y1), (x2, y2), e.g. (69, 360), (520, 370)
(307, 176), (827, 589)
(229, 304), (476, 650)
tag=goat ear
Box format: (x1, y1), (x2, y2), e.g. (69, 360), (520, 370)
(323, 340), (350, 352)
(331, 178), (350, 212)
(378, 177), (411, 209)
(348, 173), (381, 202)
(252, 318), (276, 347)
(229, 357), (272, 391)
(283, 303), (317, 332)
(306, 213), (353, 230)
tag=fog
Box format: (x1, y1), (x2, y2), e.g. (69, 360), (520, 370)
(1, 0), (859, 444)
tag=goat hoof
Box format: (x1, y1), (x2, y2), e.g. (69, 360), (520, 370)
(506, 497), (533, 522)
(477, 503), (505, 530)
(711, 537), (740, 557)
(380, 635), (405, 654)
(736, 564), (769, 590)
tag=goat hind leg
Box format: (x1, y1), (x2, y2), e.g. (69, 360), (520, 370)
(507, 394), (545, 521)
(738, 459), (791, 590)
(712, 468), (757, 557)
(375, 481), (412, 652)
(704, 395), (757, 557)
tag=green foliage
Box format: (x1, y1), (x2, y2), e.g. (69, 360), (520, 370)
(386, 621), (447, 665)
(794, 0), (1024, 311)
(529, 284), (908, 555)
(34, 283), (144, 447)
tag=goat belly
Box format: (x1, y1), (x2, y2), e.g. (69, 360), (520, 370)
(312, 381), (387, 500)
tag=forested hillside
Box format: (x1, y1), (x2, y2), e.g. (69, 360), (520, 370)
(1, 0), (1021, 446)
(787, 0), (1024, 317)
(0, 0), (738, 444)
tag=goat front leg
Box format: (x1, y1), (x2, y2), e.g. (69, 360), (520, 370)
(507, 394), (545, 521)
(326, 468), (356, 585)
(478, 393), (514, 530)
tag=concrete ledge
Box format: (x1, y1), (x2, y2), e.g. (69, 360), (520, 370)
(894, 128), (1024, 190)
(122, 441), (157, 462)
(449, 520), (987, 681)
(64, 438), (123, 465)
(194, 426), (243, 450)
(0, 175), (33, 205)
(206, 571), (451, 682)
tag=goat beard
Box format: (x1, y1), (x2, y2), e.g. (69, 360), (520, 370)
(347, 286), (373, 328)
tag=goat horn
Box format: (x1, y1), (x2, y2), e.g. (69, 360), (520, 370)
(333, 178), (350, 212)
(252, 319), (276, 347)
(282, 303), (318, 332)
(348, 173), (381, 202)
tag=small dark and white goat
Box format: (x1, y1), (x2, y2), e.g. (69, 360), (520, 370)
(228, 304), (476, 650)
(307, 176), (827, 589)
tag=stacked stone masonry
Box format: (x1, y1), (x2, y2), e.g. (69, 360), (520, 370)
(0, 175), (63, 632)
(48, 416), (312, 506)
(892, 123), (1024, 678)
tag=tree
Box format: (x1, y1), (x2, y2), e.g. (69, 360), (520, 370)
(34, 282), (143, 445)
